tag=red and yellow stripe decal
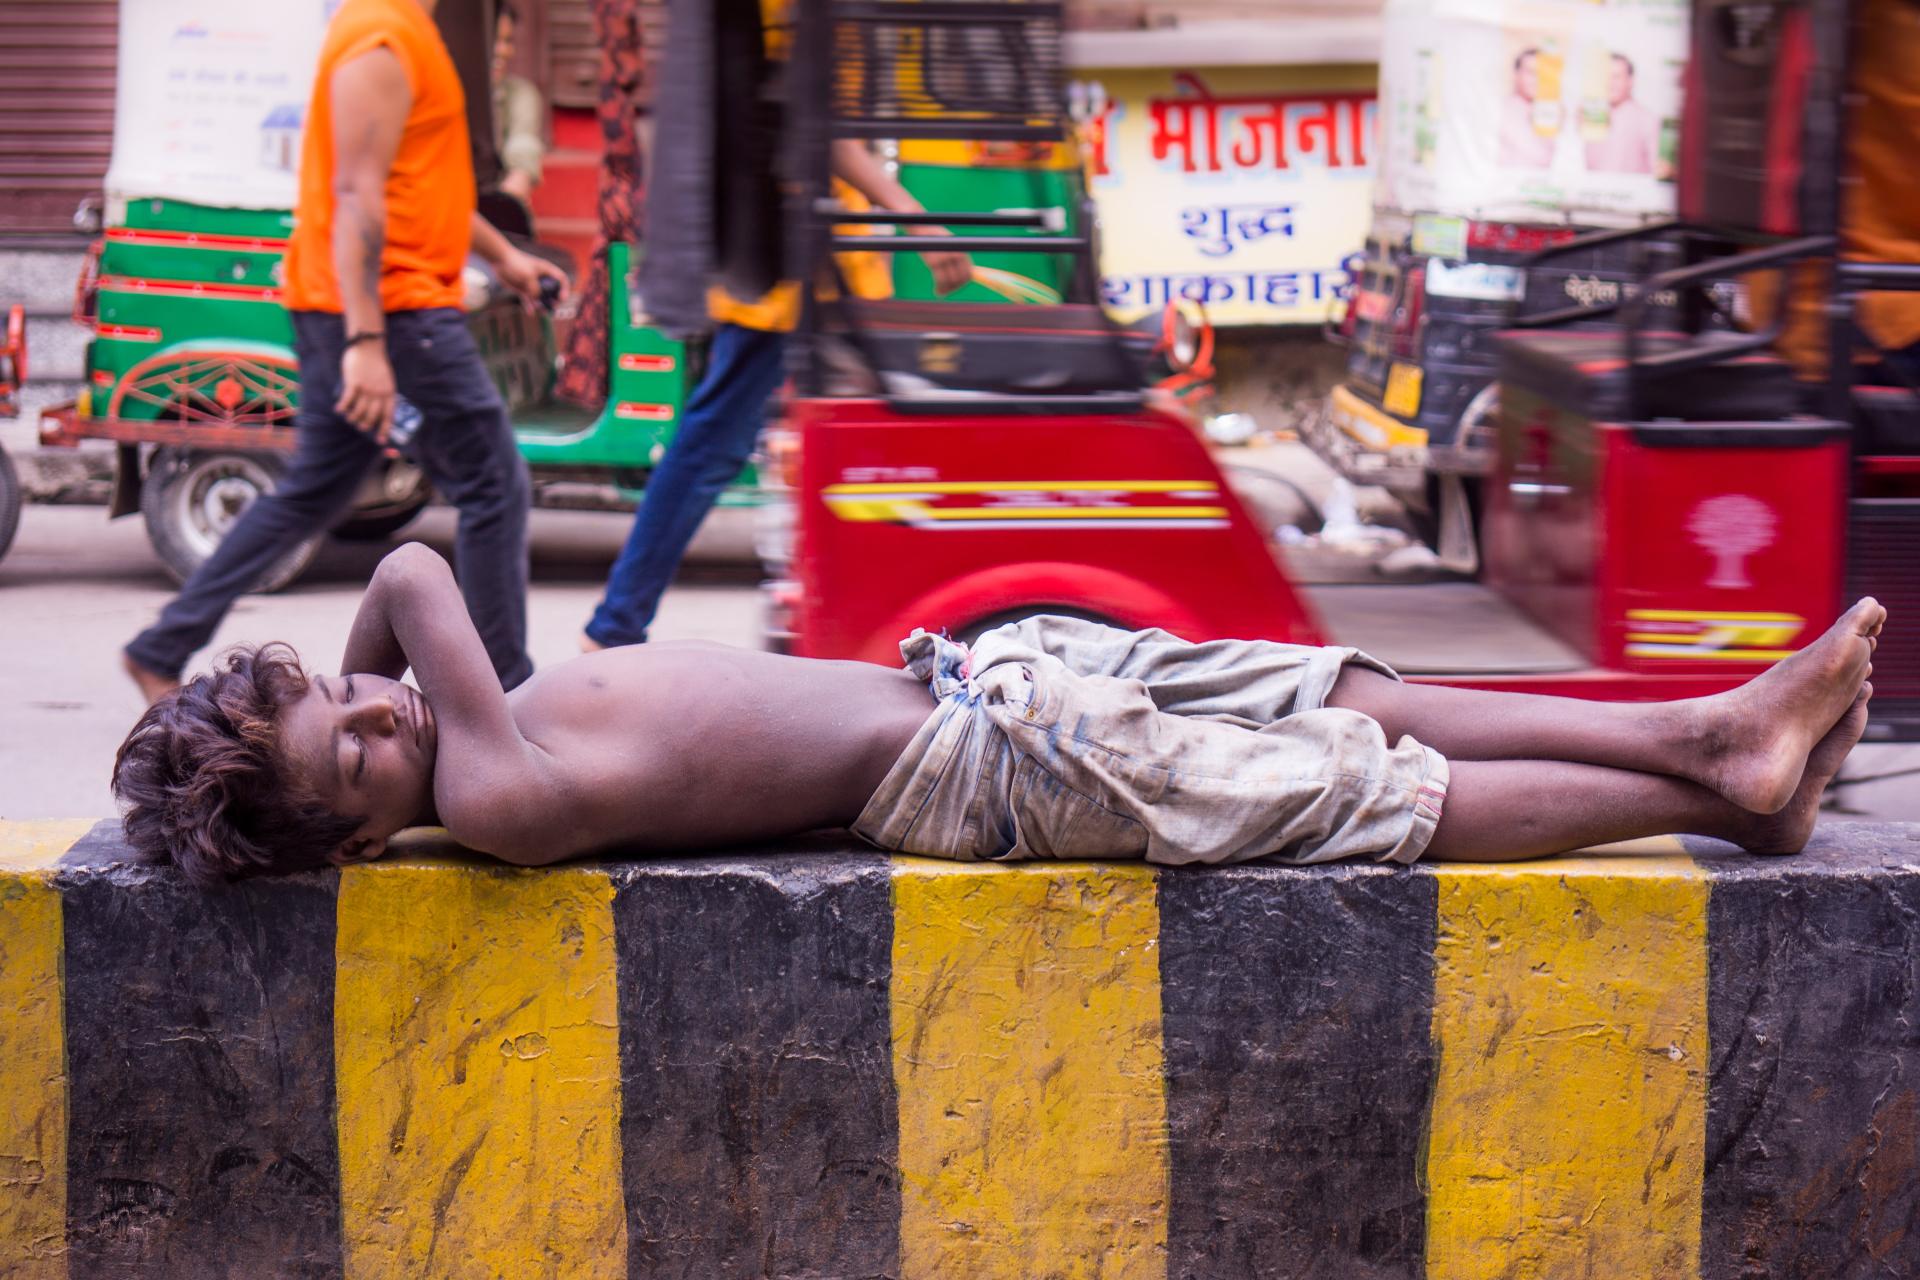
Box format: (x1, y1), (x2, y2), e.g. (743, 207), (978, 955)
(822, 479), (1229, 531)
(1624, 610), (1806, 661)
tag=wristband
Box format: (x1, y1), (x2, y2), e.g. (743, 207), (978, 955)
(345, 331), (386, 348)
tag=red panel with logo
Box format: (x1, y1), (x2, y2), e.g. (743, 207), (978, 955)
(777, 397), (1322, 665)
(1598, 425), (1847, 671)
(1486, 387), (1847, 674)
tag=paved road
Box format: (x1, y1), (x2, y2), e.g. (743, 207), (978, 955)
(3, 502), (1914, 826)
(0, 504), (760, 820)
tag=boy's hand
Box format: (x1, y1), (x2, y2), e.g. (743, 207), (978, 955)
(337, 342), (397, 440)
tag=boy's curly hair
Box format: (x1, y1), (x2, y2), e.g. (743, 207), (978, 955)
(113, 644), (363, 885)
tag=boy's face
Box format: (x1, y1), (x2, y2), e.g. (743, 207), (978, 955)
(279, 672), (437, 863)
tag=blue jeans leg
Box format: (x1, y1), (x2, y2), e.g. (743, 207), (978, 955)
(125, 312), (378, 679)
(586, 324), (787, 646)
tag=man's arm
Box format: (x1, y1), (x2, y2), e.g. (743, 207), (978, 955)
(341, 543), (562, 859)
(470, 211), (573, 305)
(330, 48), (410, 440)
(830, 139), (973, 295)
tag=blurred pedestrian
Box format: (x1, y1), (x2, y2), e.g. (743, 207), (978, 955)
(123, 0), (569, 703)
(580, 138), (969, 651)
(492, 0), (547, 205)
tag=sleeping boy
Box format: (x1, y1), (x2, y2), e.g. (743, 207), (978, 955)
(115, 543), (1881, 881)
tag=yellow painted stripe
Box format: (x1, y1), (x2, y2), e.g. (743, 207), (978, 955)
(0, 822), (83, 1280)
(1426, 856), (1708, 1280)
(336, 862), (627, 1278)
(824, 480), (1218, 495)
(0, 819), (96, 871)
(891, 860), (1169, 1279)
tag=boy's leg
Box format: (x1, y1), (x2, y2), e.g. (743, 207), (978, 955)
(585, 323), (785, 648)
(1425, 689), (1869, 861)
(1328, 599), (1883, 813)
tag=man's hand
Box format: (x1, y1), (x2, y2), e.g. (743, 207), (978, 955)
(337, 341), (398, 440)
(495, 245), (571, 309)
(909, 225), (973, 296)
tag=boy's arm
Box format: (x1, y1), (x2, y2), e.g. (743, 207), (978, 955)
(341, 543), (559, 858)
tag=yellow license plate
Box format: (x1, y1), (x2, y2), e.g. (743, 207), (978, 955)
(1383, 363), (1424, 418)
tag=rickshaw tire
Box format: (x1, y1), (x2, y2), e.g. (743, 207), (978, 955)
(139, 448), (321, 593)
(0, 448), (20, 563)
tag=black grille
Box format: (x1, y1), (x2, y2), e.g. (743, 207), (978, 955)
(829, 0), (1065, 141)
(1848, 498), (1920, 700)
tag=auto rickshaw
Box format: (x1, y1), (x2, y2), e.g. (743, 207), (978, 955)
(34, 0), (694, 590)
(765, 0), (1918, 743)
(1311, 0), (1700, 567)
(0, 303), (24, 563)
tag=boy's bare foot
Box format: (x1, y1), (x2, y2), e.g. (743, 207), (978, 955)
(579, 632), (606, 654)
(1688, 597), (1882, 813)
(1727, 685), (1870, 855)
(123, 651), (180, 705)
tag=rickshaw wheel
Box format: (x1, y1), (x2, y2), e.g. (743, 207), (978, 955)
(0, 448), (21, 563)
(140, 448), (321, 591)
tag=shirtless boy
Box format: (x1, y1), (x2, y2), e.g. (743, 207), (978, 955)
(114, 543), (1882, 883)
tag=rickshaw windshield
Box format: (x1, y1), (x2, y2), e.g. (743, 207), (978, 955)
(101, 0), (501, 217)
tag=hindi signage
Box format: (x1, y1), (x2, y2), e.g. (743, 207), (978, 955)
(1074, 66), (1379, 327)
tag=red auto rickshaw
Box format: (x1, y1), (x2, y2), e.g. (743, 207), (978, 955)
(758, 0), (1915, 741)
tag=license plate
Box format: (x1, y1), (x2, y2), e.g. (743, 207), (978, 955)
(1383, 363), (1423, 418)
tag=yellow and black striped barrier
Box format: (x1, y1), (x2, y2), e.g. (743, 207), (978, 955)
(3, 819), (1919, 1278)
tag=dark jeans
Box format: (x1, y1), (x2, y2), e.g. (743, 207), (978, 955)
(586, 322), (786, 646)
(127, 308), (534, 688)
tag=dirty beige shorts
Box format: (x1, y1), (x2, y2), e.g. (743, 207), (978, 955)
(852, 616), (1450, 866)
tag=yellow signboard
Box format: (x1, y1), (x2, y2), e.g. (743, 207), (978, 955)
(1073, 65), (1379, 326)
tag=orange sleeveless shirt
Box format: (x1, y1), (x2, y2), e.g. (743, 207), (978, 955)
(283, 0), (475, 313)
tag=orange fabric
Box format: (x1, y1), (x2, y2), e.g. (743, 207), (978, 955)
(284, 0), (475, 313)
(1752, 0), (1920, 377)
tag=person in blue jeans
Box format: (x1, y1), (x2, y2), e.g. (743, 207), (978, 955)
(582, 322), (787, 648)
(582, 140), (969, 649)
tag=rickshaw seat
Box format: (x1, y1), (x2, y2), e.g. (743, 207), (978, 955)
(837, 300), (1143, 399)
(1497, 328), (1797, 422)
(1855, 385), (1920, 454)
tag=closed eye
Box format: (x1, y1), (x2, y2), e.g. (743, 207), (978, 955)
(345, 675), (356, 702)
(355, 734), (368, 781)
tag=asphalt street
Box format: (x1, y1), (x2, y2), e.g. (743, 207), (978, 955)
(2, 501), (1914, 826)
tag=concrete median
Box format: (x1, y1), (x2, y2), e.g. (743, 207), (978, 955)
(2, 818), (1917, 1278)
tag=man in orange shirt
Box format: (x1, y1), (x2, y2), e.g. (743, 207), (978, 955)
(124, 0), (566, 701)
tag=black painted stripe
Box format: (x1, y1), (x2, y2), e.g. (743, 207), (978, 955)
(612, 849), (900, 1279)
(61, 865), (342, 1279)
(1697, 826), (1920, 1279)
(1158, 863), (1438, 1280)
